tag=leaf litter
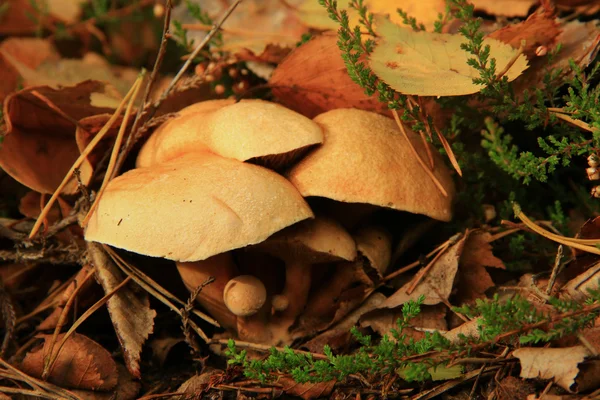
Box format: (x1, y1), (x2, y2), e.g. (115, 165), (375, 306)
(2, 1), (600, 399)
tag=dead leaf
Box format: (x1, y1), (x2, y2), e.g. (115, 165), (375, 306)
(361, 304), (447, 342)
(370, 17), (529, 96)
(512, 19), (600, 98)
(487, 6), (561, 59)
(0, 0), (39, 34)
(88, 242), (156, 378)
(21, 333), (118, 391)
(270, 33), (391, 119)
(560, 261), (600, 302)
(456, 231), (505, 304)
(0, 82), (117, 194)
(514, 346), (600, 392)
(303, 293), (386, 353)
(174, 0), (307, 58)
(496, 376), (537, 400)
(72, 364), (141, 400)
(277, 376), (335, 400)
(380, 233), (467, 309)
(176, 368), (223, 398)
(441, 318), (481, 343)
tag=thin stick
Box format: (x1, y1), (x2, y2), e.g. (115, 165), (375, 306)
(82, 70), (145, 227)
(552, 111), (597, 133)
(42, 268), (96, 379)
(44, 276), (133, 379)
(546, 245), (563, 295)
(391, 109), (448, 197)
(28, 76), (142, 238)
(117, 0), (173, 174)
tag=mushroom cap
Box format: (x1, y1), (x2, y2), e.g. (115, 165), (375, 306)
(223, 275), (267, 317)
(85, 153), (314, 261)
(256, 216), (357, 264)
(287, 108), (455, 221)
(136, 99), (324, 169)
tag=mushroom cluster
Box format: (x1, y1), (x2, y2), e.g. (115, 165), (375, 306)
(85, 99), (455, 345)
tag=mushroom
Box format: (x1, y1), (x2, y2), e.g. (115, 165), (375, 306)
(287, 108), (455, 223)
(223, 275), (267, 317)
(248, 216), (357, 343)
(137, 99), (323, 170)
(297, 225), (392, 336)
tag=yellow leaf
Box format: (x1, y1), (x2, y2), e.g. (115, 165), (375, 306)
(369, 17), (529, 96)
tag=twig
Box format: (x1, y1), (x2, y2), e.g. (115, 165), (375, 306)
(391, 109), (448, 197)
(546, 245), (564, 295)
(116, 0), (173, 175)
(0, 282), (16, 357)
(181, 278), (214, 353)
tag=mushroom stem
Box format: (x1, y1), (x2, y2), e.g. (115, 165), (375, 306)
(278, 260), (311, 324)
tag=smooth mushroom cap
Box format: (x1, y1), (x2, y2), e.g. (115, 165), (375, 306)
(287, 108), (455, 222)
(85, 153), (314, 261)
(136, 99), (324, 169)
(256, 216), (357, 264)
(177, 99), (236, 117)
(223, 275), (267, 317)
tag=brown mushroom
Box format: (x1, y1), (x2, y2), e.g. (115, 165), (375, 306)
(287, 108), (455, 222)
(137, 99), (323, 169)
(223, 275), (267, 317)
(249, 216), (356, 343)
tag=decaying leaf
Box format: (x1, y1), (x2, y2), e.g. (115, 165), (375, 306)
(88, 243), (156, 378)
(456, 231), (505, 304)
(514, 346), (600, 392)
(496, 376), (537, 400)
(487, 6), (561, 59)
(560, 261), (600, 302)
(21, 333), (118, 391)
(303, 293), (386, 353)
(0, 82), (118, 194)
(380, 233), (467, 309)
(277, 376), (335, 400)
(71, 364), (141, 400)
(370, 17), (529, 96)
(361, 304), (447, 341)
(270, 33), (390, 118)
(441, 317), (481, 343)
(176, 368), (223, 397)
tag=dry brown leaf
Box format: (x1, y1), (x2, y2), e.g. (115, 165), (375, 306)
(0, 0), (39, 34)
(514, 346), (600, 392)
(361, 304), (447, 341)
(441, 318), (481, 343)
(88, 243), (156, 378)
(456, 231), (505, 304)
(21, 333), (118, 391)
(486, 6), (561, 59)
(380, 234), (467, 309)
(560, 261), (600, 302)
(38, 265), (99, 331)
(270, 33), (390, 119)
(174, 0), (306, 58)
(496, 376), (537, 400)
(0, 82), (117, 194)
(512, 19), (600, 98)
(176, 368), (223, 397)
(277, 376), (335, 400)
(71, 364), (141, 400)
(303, 293), (386, 353)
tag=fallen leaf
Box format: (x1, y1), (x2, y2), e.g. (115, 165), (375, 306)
(496, 376), (537, 400)
(560, 261), (600, 302)
(487, 6), (561, 59)
(370, 17), (529, 96)
(0, 82), (117, 194)
(303, 293), (386, 353)
(512, 20), (600, 97)
(0, 0), (39, 34)
(21, 333), (118, 391)
(380, 233), (467, 309)
(88, 243), (156, 378)
(456, 230), (505, 304)
(361, 304), (447, 342)
(271, 33), (390, 118)
(441, 318), (481, 343)
(72, 364), (141, 400)
(514, 346), (600, 392)
(176, 368), (223, 397)
(277, 376), (335, 400)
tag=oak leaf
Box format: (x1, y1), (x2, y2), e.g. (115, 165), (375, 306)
(370, 17), (529, 96)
